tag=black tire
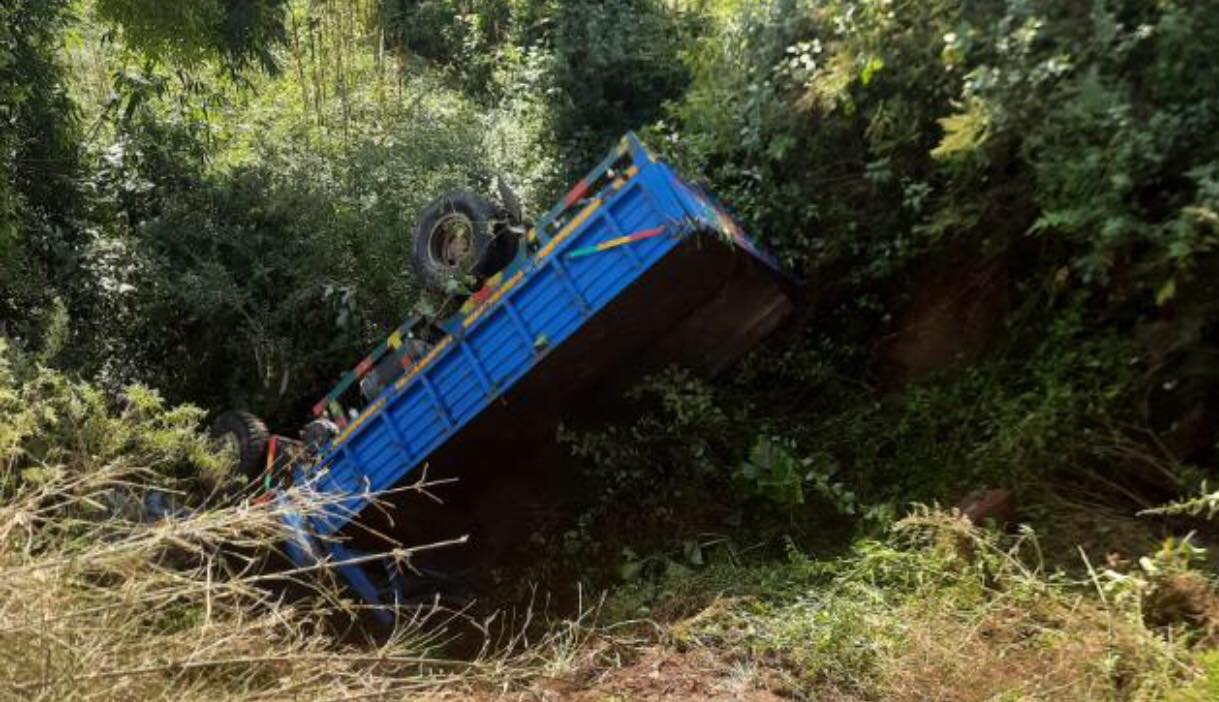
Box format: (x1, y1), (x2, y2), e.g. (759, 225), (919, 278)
(412, 191), (512, 293)
(211, 410), (270, 483)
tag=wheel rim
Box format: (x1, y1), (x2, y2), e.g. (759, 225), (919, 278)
(428, 212), (475, 270)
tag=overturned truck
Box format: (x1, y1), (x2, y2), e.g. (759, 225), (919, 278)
(215, 134), (795, 622)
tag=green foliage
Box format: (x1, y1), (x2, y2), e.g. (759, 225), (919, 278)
(930, 97), (990, 160)
(376, 0), (698, 177)
(95, 0), (289, 73)
(610, 511), (1190, 699)
(93, 79), (510, 419)
(540, 0), (699, 176)
(377, 0), (513, 93)
(1143, 484), (1219, 521)
(555, 302), (1143, 585)
(666, 0), (959, 276)
(739, 436), (806, 507)
(1170, 651), (1219, 702)
(0, 0), (94, 358)
(753, 309), (1140, 504)
(560, 368), (747, 531)
(660, 0), (1219, 321)
(52, 0), (562, 421)
(739, 435), (861, 515)
(0, 339), (222, 497)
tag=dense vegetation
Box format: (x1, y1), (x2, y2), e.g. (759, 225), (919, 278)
(5, 0), (1219, 698)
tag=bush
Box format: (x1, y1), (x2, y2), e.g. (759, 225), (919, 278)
(0, 339), (223, 497)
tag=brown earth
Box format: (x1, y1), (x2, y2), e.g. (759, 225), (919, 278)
(535, 647), (786, 702)
(878, 255), (1010, 383)
(425, 646), (790, 701)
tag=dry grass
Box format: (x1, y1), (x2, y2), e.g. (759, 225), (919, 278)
(639, 510), (1205, 702)
(0, 343), (602, 701)
(0, 458), (623, 701)
(0, 463), (485, 701)
(879, 589), (1171, 701)
(866, 513), (1197, 701)
(0, 345), (641, 701)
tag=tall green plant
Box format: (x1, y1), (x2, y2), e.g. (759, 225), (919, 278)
(0, 0), (96, 363)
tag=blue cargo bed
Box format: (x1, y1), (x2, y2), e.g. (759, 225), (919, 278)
(280, 134), (792, 615)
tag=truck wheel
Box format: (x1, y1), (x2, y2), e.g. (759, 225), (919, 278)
(412, 191), (502, 293)
(211, 410), (270, 483)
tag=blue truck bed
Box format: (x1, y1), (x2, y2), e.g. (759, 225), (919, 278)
(280, 134), (792, 615)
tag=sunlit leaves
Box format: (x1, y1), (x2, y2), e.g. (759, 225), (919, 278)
(94, 0), (288, 74)
(930, 97), (989, 160)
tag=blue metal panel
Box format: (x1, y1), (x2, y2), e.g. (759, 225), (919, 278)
(417, 373), (454, 429)
(458, 341), (492, 395)
(469, 312), (530, 387)
(432, 352), (482, 424)
(516, 268), (581, 341)
(379, 409), (413, 456)
(396, 392), (443, 453)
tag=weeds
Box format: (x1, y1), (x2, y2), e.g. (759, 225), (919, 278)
(0, 371), (462, 700)
(0, 343), (583, 700)
(605, 510), (1203, 701)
